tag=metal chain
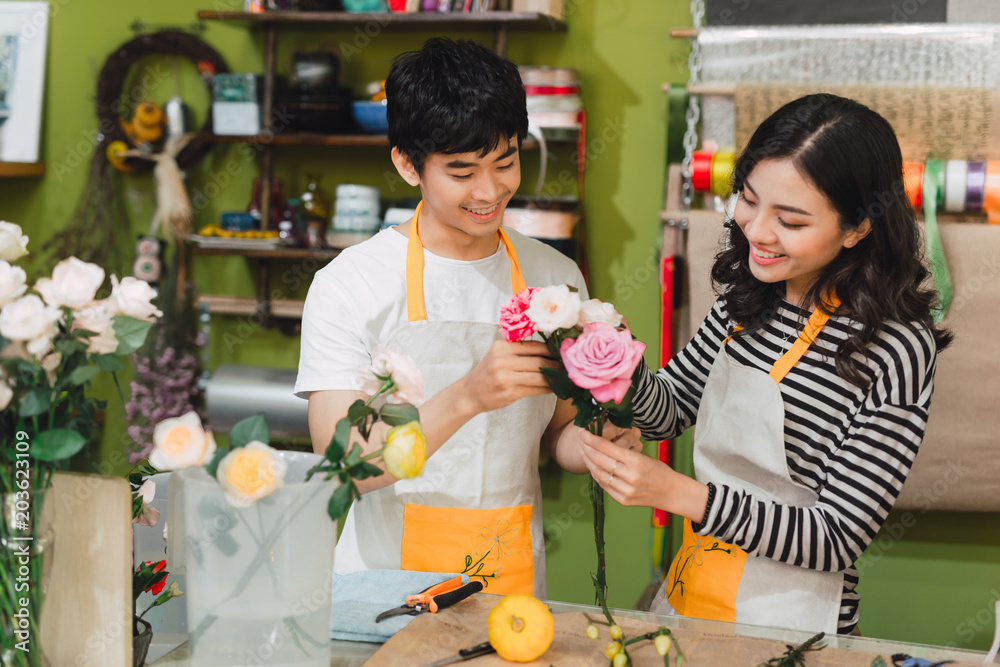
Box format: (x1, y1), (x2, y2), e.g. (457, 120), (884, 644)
(680, 0), (705, 213)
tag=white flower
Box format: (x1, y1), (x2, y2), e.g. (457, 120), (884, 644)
(216, 441), (287, 507)
(149, 411), (217, 471)
(162, 520), (169, 543)
(34, 256), (105, 309)
(0, 261), (27, 307)
(72, 299), (119, 354)
(0, 371), (12, 410)
(138, 479), (156, 504)
(357, 345), (425, 405)
(39, 350), (61, 386)
(0, 222), (28, 262)
(525, 284), (582, 334)
(579, 299), (623, 328)
(0, 295), (61, 342)
(111, 276), (161, 321)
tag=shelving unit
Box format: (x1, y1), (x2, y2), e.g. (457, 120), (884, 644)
(189, 9), (568, 326)
(0, 162), (45, 178)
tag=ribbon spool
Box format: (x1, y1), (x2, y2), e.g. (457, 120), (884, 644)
(985, 161), (1000, 225)
(902, 162), (924, 209)
(710, 152), (735, 198)
(691, 151), (713, 192)
(966, 161), (986, 211)
(944, 160), (968, 213)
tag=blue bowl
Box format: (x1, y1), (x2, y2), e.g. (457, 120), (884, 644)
(352, 101), (389, 134)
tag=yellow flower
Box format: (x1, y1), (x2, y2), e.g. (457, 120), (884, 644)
(604, 641), (622, 659)
(609, 624), (623, 639)
(585, 624), (599, 640)
(613, 651), (628, 667)
(654, 634), (672, 656)
(382, 421), (426, 479)
(216, 441), (287, 507)
(150, 411), (217, 471)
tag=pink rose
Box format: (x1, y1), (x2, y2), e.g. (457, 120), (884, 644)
(499, 287), (540, 342)
(560, 322), (646, 405)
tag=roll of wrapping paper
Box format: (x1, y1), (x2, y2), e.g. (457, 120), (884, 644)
(691, 151), (713, 192)
(944, 160), (968, 213)
(922, 159), (954, 323)
(985, 161), (1000, 224)
(902, 162), (924, 209)
(710, 152), (736, 198)
(966, 161), (986, 211)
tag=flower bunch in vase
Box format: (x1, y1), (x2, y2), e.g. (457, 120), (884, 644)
(500, 285), (645, 601)
(0, 222), (159, 667)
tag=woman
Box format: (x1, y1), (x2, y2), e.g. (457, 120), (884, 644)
(580, 94), (951, 634)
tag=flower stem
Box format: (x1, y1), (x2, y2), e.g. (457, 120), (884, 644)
(589, 417), (607, 604)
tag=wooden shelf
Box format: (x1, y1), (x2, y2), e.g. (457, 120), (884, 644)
(196, 132), (389, 147)
(189, 244), (345, 260)
(0, 162), (45, 178)
(197, 295), (305, 319)
(197, 10), (566, 31)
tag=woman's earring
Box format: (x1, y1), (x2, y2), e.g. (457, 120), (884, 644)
(846, 241), (854, 247)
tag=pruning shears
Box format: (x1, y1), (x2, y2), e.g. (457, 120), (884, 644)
(375, 576), (483, 623)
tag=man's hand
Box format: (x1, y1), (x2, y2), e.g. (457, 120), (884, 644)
(460, 340), (559, 414)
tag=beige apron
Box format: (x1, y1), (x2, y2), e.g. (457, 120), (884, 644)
(336, 201), (555, 598)
(652, 303), (843, 634)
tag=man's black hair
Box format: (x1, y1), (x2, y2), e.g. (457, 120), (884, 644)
(385, 37), (528, 174)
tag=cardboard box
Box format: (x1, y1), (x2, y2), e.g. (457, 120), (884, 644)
(512, 0), (563, 19)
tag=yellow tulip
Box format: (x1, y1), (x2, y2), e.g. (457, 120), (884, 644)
(382, 421), (426, 479)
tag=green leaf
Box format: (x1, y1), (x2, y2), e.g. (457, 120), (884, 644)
(68, 365), (101, 386)
(19, 388), (51, 418)
(112, 316), (154, 355)
(55, 338), (88, 356)
(325, 418), (351, 463)
(348, 461), (383, 481)
(327, 482), (355, 520)
(229, 413), (270, 448)
(93, 353), (125, 372)
(347, 400), (376, 440)
(540, 367), (579, 401)
(203, 447), (230, 478)
(606, 402), (634, 429)
(343, 443), (363, 468)
(572, 397), (603, 430)
(379, 403), (419, 427)
(30, 429), (88, 461)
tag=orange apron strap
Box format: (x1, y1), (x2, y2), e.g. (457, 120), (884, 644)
(767, 295), (839, 383)
(406, 200), (527, 322)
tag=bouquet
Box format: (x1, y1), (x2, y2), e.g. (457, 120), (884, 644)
(500, 285), (645, 600)
(0, 222), (160, 667)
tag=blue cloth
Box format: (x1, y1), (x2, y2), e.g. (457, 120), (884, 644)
(330, 570), (468, 643)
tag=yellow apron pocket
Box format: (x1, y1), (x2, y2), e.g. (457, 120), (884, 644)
(401, 504), (533, 596)
(665, 519), (748, 623)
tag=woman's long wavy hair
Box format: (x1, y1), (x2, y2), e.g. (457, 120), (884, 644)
(712, 93), (952, 388)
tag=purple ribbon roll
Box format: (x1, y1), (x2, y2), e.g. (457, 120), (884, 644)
(967, 161), (987, 211)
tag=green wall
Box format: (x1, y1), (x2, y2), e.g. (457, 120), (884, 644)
(3, 0), (997, 652)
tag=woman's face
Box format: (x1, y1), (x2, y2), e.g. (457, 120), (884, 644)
(732, 158), (870, 307)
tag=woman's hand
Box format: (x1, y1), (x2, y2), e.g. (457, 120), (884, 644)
(579, 430), (710, 523)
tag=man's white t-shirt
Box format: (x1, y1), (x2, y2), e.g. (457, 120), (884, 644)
(294, 226), (588, 398)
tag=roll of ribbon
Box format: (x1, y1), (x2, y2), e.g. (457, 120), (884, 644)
(710, 152), (736, 198)
(985, 161), (1000, 224)
(523, 85), (580, 95)
(691, 151), (713, 192)
(965, 161), (986, 211)
(944, 160), (968, 212)
(902, 162), (924, 209)
(922, 159), (953, 322)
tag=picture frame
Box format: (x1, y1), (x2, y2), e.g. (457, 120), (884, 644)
(0, 2), (48, 164)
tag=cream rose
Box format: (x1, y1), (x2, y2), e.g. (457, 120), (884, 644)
(34, 257), (105, 309)
(216, 441), (287, 507)
(111, 275), (162, 321)
(525, 284), (582, 334)
(72, 298), (119, 354)
(0, 371), (12, 410)
(356, 345), (425, 405)
(579, 299), (623, 328)
(0, 222), (29, 262)
(0, 295), (61, 342)
(0, 261), (27, 307)
(149, 411), (217, 471)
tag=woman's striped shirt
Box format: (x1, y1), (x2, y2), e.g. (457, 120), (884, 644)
(632, 297), (938, 633)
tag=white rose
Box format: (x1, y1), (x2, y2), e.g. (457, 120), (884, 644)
(216, 441), (287, 508)
(0, 371), (12, 410)
(525, 284), (582, 334)
(0, 295), (61, 342)
(72, 299), (119, 354)
(357, 345), (425, 406)
(111, 276), (162, 321)
(38, 350), (62, 386)
(149, 411), (217, 471)
(34, 257), (105, 309)
(0, 262), (27, 307)
(579, 299), (623, 328)
(0, 222), (28, 262)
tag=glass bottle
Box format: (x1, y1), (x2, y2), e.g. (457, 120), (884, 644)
(300, 174), (330, 248)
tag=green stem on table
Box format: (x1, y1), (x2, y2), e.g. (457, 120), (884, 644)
(589, 417), (607, 605)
